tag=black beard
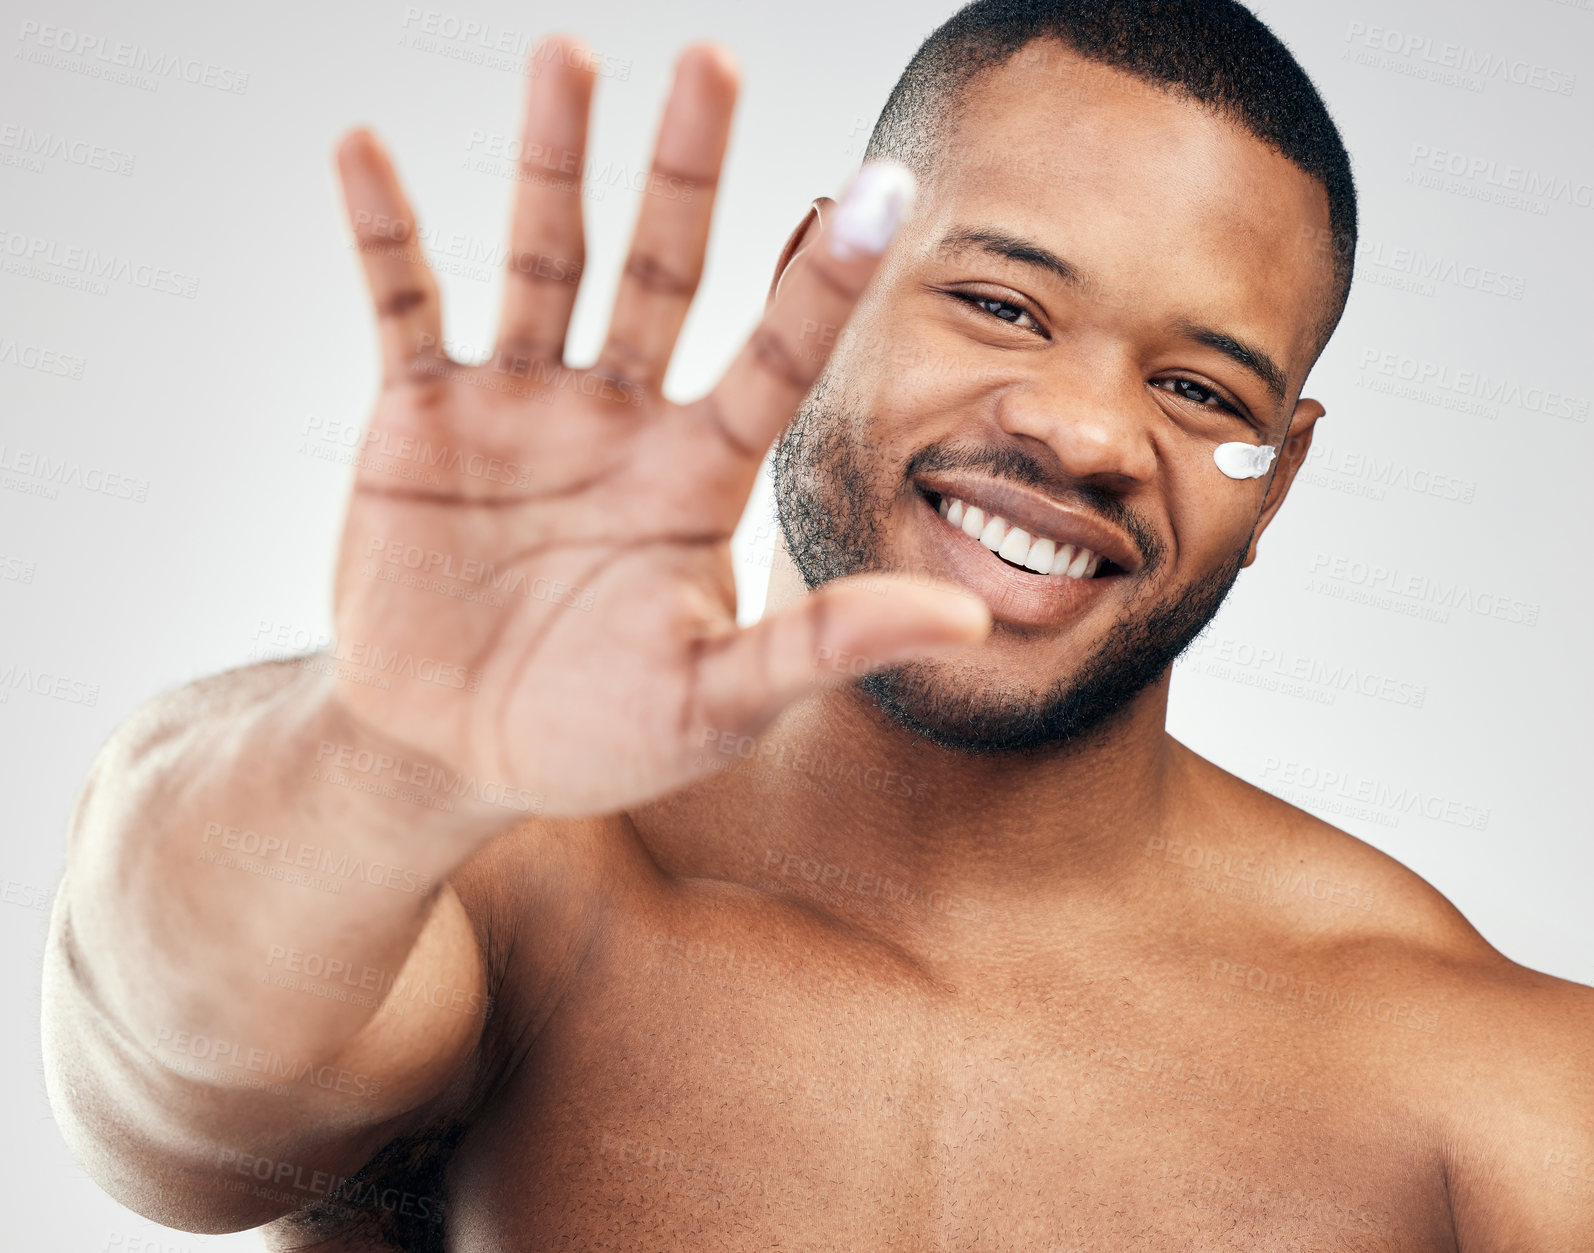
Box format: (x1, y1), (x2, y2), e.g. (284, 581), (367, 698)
(771, 377), (1248, 757)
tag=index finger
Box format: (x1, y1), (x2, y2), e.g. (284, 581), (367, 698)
(698, 162), (915, 465)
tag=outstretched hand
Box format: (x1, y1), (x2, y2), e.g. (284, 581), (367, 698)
(328, 36), (991, 818)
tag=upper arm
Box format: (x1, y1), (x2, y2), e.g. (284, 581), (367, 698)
(43, 878), (490, 1234)
(44, 807), (650, 1236)
(252, 814), (654, 1250)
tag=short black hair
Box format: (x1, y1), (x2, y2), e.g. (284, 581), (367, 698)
(863, 0), (1357, 360)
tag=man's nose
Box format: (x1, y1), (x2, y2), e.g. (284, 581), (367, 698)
(993, 355), (1158, 488)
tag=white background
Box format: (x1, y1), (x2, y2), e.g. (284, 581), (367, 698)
(2, 0), (1590, 1247)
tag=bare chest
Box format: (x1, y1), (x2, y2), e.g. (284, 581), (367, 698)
(446, 888), (1455, 1251)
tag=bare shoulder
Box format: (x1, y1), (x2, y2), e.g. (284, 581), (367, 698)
(1196, 744), (1589, 995)
(1173, 739), (1522, 955)
(1190, 748), (1594, 1246)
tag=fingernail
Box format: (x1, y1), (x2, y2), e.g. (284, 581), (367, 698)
(829, 161), (916, 260)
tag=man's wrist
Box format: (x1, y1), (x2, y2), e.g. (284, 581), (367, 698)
(283, 662), (525, 860)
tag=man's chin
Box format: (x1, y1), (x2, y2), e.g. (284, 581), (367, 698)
(855, 658), (1141, 757)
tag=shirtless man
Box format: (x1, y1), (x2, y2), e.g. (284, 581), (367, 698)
(41, 1), (1594, 1249)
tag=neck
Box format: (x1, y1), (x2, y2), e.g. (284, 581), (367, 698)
(744, 676), (1184, 902)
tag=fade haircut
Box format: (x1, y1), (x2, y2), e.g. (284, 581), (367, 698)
(863, 0), (1358, 357)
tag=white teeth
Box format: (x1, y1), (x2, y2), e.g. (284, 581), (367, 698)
(936, 496), (1104, 579)
(1024, 536), (1054, 574)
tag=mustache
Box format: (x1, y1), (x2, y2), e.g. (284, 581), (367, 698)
(904, 442), (1165, 573)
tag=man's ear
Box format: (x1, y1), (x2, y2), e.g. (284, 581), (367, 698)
(768, 196), (835, 307)
(1242, 397), (1325, 568)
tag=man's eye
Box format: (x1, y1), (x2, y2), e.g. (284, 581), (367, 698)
(954, 292), (1041, 334)
(1154, 376), (1241, 416)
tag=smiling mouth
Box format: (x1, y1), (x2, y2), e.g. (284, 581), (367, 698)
(919, 489), (1127, 580)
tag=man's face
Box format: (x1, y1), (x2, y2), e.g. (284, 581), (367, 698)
(774, 42), (1336, 755)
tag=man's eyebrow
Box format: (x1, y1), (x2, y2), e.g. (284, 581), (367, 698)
(936, 225), (1087, 288)
(1174, 321), (1289, 410)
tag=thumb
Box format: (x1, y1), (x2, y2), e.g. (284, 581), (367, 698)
(690, 572), (991, 741)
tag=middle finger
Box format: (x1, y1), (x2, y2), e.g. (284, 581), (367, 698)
(592, 44), (738, 394)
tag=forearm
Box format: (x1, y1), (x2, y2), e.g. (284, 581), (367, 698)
(53, 657), (512, 1072)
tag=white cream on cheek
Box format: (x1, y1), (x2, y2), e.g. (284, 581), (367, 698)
(1214, 441), (1277, 479)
